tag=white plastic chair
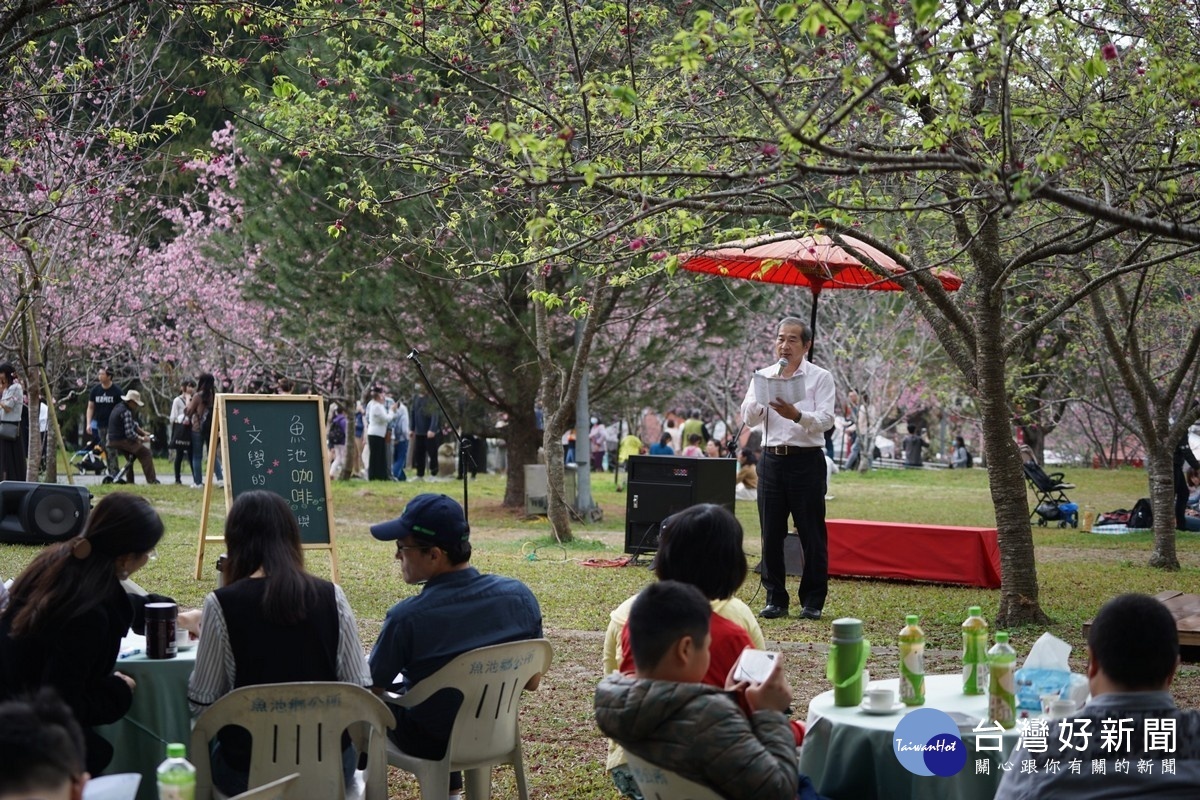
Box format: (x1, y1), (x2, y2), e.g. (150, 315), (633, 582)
(384, 638), (553, 800)
(228, 773), (300, 800)
(624, 752), (724, 800)
(190, 682), (393, 800)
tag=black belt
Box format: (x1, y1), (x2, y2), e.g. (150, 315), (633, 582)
(764, 445), (822, 456)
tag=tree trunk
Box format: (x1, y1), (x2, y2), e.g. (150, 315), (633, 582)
(1146, 445), (1180, 570)
(530, 259), (574, 542)
(976, 283), (1050, 627)
(341, 429), (360, 480)
(502, 404), (540, 509)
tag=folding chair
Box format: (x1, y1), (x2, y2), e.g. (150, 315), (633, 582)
(384, 638), (553, 800)
(1020, 445), (1078, 527)
(190, 682), (393, 800)
(624, 752), (724, 800)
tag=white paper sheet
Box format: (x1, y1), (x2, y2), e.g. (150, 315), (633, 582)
(753, 372), (805, 407)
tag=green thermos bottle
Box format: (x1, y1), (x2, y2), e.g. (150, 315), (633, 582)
(827, 618), (870, 707)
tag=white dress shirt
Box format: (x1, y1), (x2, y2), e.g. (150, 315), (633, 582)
(740, 360), (836, 449)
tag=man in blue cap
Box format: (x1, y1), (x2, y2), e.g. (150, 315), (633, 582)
(368, 493), (543, 798)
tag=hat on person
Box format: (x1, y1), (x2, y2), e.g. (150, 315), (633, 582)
(370, 494), (469, 549)
(121, 390), (143, 406)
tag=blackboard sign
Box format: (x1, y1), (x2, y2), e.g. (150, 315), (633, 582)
(194, 394), (338, 580)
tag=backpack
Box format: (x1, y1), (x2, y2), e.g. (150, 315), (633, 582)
(327, 416), (346, 446)
(965, 450), (974, 468)
(1128, 498), (1153, 529)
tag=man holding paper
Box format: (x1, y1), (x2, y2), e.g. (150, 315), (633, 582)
(740, 318), (836, 621)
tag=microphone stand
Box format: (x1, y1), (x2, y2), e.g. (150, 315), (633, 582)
(725, 422), (745, 459)
(406, 349), (471, 525)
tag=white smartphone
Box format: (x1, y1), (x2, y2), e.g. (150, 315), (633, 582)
(733, 648), (779, 684)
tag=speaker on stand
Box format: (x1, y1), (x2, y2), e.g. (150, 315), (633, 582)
(0, 482), (92, 544)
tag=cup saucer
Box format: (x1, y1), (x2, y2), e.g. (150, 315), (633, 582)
(861, 702), (905, 715)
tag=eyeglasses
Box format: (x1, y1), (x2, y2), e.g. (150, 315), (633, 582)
(395, 544), (432, 556)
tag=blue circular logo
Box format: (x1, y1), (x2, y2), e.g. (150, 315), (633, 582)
(892, 707), (967, 777)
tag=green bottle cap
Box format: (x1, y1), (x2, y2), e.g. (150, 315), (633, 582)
(166, 743), (187, 759)
(995, 632), (1009, 643)
(968, 606), (982, 616)
(905, 614), (919, 625)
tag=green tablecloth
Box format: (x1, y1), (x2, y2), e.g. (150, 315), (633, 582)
(800, 674), (1027, 800)
(95, 634), (197, 800)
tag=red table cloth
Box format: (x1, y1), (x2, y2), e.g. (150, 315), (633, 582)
(826, 519), (1002, 588)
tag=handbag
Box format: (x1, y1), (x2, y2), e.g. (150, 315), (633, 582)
(172, 420), (192, 448)
(0, 421), (18, 441)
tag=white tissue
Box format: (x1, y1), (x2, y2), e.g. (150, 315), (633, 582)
(1022, 632), (1072, 670)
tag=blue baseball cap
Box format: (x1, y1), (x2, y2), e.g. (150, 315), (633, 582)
(370, 494), (469, 549)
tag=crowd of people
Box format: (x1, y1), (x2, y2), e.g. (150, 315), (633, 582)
(326, 383), (470, 483)
(4, 326), (1197, 800)
(0, 490), (540, 799)
(1, 496), (1194, 800)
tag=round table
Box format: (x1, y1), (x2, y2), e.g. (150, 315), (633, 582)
(800, 674), (1032, 800)
(95, 633), (197, 800)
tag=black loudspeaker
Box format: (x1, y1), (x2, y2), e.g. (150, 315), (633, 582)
(624, 456), (737, 554)
(0, 482), (92, 545)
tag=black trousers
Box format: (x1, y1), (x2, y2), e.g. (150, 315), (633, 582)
(757, 448), (828, 610)
(367, 434), (389, 480)
(412, 433), (438, 477)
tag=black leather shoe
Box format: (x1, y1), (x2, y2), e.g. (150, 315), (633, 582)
(760, 604), (788, 619)
(799, 607), (823, 620)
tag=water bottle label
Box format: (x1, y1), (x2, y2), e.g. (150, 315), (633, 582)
(989, 667), (1016, 728)
(158, 782), (195, 800)
(899, 642), (925, 704)
(963, 663), (986, 694)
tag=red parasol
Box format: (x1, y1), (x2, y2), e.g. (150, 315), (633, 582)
(679, 232), (962, 355)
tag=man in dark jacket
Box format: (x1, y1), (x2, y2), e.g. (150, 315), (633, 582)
(106, 390), (159, 484)
(409, 385), (440, 480)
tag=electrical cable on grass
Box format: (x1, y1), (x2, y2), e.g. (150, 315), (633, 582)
(521, 541), (567, 562)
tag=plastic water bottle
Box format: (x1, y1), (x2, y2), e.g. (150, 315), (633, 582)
(988, 632), (1018, 729)
(962, 606), (989, 695)
(157, 742), (196, 800)
(898, 614), (925, 706)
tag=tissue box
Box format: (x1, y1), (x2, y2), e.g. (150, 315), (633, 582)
(1015, 667), (1071, 711)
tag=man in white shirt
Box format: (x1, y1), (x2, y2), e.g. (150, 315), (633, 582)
(740, 317), (836, 620)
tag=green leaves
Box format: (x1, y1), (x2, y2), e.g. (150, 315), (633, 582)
(912, 0), (939, 26)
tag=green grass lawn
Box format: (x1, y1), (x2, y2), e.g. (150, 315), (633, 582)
(3, 462), (1199, 798)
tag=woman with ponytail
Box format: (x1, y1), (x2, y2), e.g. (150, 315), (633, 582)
(0, 493), (180, 776)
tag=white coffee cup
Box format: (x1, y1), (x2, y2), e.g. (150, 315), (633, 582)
(1050, 699), (1077, 717)
(865, 687), (895, 710)
(1040, 693), (1060, 715)
(176, 627), (194, 648)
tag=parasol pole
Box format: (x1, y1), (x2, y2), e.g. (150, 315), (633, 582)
(808, 285), (822, 362)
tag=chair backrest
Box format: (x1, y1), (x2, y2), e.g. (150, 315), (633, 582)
(394, 639), (553, 766)
(229, 773), (300, 800)
(623, 752), (724, 800)
(191, 682), (393, 800)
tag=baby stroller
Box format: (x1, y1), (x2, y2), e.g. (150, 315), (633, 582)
(1020, 445), (1078, 528)
(69, 440), (108, 475)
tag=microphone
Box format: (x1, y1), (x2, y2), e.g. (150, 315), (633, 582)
(406, 349), (419, 361)
(777, 358), (788, 373)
